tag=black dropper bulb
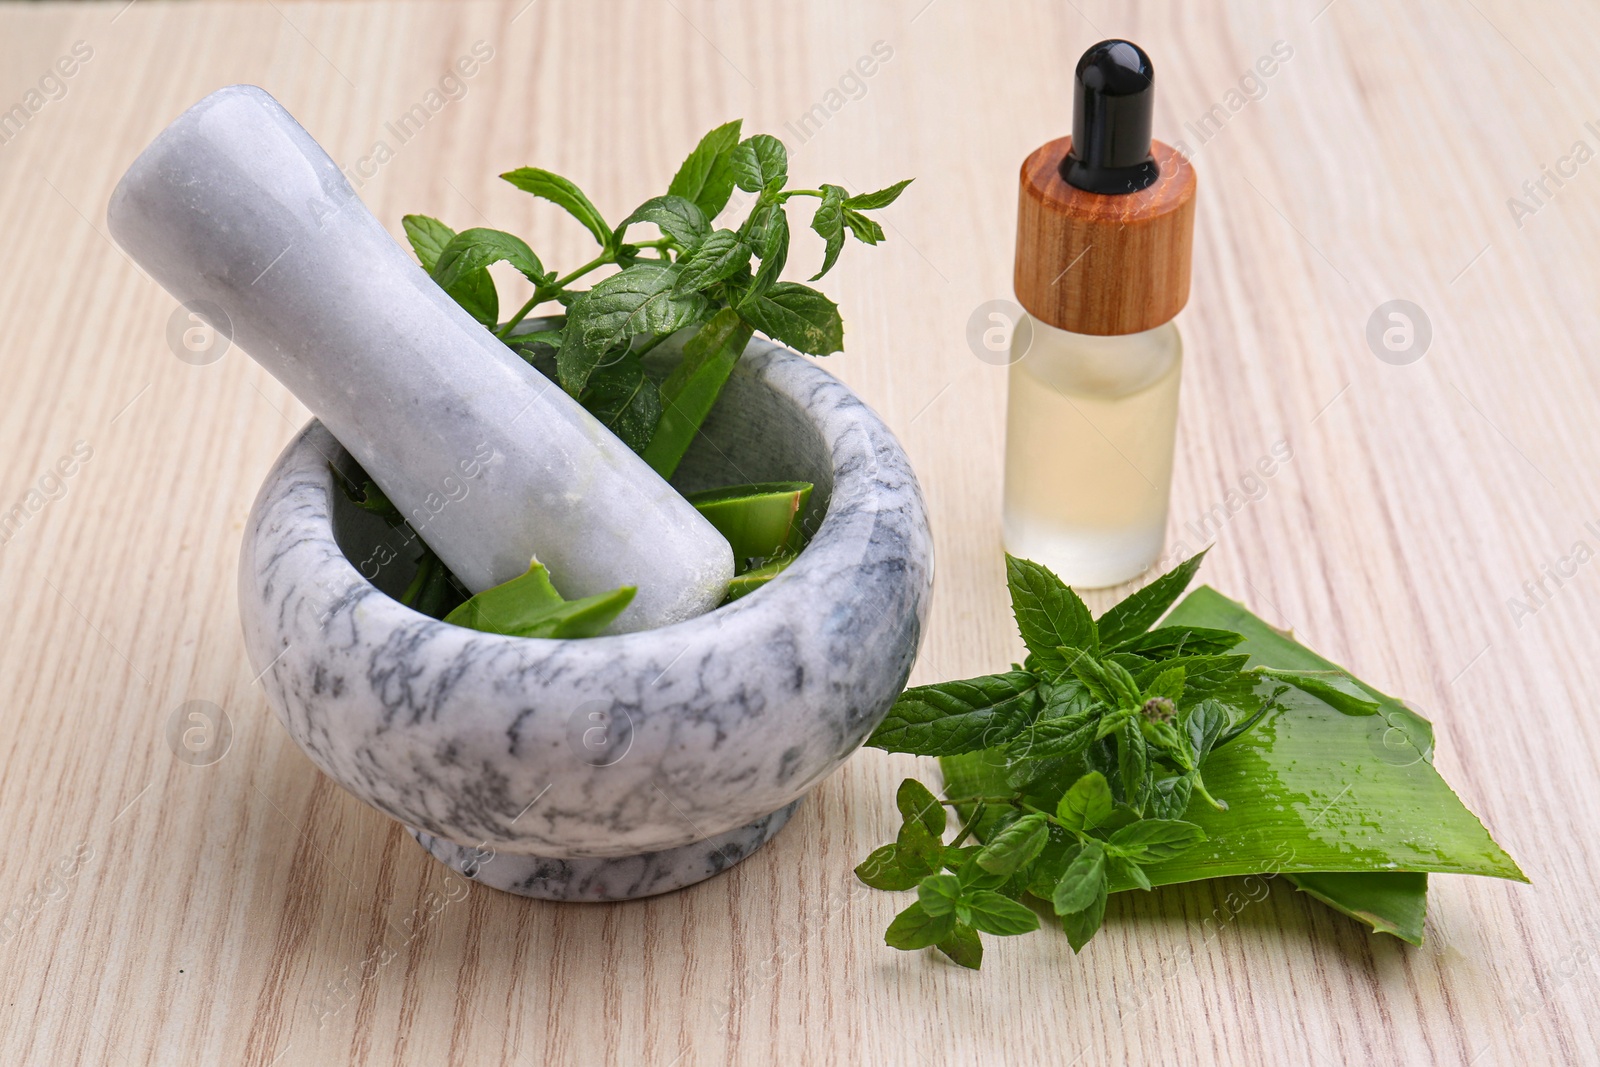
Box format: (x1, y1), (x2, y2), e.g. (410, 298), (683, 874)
(1060, 39), (1160, 195)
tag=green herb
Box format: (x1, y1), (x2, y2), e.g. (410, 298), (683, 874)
(405, 121), (910, 477)
(443, 560), (634, 639)
(367, 123), (907, 632)
(686, 480), (812, 567)
(720, 553), (797, 603)
(337, 470), (469, 619)
(856, 553), (1525, 969)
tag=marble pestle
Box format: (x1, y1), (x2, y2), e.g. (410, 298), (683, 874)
(107, 85), (734, 631)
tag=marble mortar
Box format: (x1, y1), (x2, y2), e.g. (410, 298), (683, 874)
(240, 339), (934, 899)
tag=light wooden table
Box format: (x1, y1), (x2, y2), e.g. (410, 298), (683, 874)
(2, 1), (1596, 1063)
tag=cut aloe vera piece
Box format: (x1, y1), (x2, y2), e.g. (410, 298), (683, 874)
(443, 560), (634, 639)
(722, 553), (797, 603)
(941, 585), (1523, 943)
(643, 308), (756, 479)
(687, 480), (813, 565)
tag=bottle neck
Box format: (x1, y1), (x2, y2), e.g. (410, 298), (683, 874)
(1012, 316), (1181, 399)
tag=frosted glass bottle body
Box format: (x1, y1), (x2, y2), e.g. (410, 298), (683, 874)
(1002, 317), (1182, 588)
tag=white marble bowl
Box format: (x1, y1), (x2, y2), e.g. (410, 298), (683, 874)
(240, 340), (933, 900)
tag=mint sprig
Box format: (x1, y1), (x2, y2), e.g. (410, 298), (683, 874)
(857, 550), (1368, 968)
(404, 121), (912, 478)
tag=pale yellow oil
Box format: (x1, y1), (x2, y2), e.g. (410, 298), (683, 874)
(1002, 318), (1182, 588)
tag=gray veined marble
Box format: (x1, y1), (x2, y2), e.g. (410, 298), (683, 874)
(107, 84), (732, 632)
(239, 339), (934, 899)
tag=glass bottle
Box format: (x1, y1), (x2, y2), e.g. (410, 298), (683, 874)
(1005, 38), (1197, 587)
(1003, 318), (1181, 587)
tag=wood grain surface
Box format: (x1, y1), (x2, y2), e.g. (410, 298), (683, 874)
(0, 1), (1596, 1064)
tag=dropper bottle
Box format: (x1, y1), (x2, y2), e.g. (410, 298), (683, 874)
(1004, 39), (1197, 587)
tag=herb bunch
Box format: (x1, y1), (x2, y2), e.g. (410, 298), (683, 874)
(403, 120), (911, 477)
(857, 551), (1379, 969)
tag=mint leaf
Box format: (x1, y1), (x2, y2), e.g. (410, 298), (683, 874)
(559, 262), (709, 395)
(1052, 841), (1106, 914)
(613, 195), (710, 251)
(1109, 854), (1154, 891)
(579, 353), (661, 453)
(809, 184), (847, 280)
(1111, 625), (1243, 659)
(1149, 775), (1195, 820)
(954, 847), (1008, 890)
(450, 271), (499, 327)
(895, 817), (945, 876)
(1056, 771), (1114, 833)
(744, 201), (790, 297)
(935, 923), (984, 969)
(964, 891), (1040, 937)
(402, 213), (499, 327)
(854, 844), (920, 891)
(1060, 877), (1108, 952)
(885, 901), (955, 950)
(500, 167), (612, 247)
(866, 672), (1040, 756)
(672, 230), (751, 294)
(1106, 819), (1206, 863)
(917, 873), (962, 916)
(1006, 555), (1096, 669)
(432, 227), (546, 288)
(844, 178), (914, 210)
(897, 778), (947, 838)
(1185, 699), (1230, 763)
(1005, 707), (1096, 762)
(842, 207), (884, 244)
(1065, 649), (1141, 709)
(1096, 549), (1209, 647)
(1117, 717), (1149, 811)
(667, 119), (743, 219)
(402, 213), (455, 270)
(739, 282), (843, 356)
(1258, 668), (1382, 716)
(974, 812), (1049, 877)
(1135, 654), (1253, 707)
(730, 134), (788, 192)
(1144, 665), (1186, 703)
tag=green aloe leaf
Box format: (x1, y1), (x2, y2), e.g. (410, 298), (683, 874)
(443, 561), (634, 639)
(686, 481), (812, 564)
(1289, 871), (1429, 944)
(640, 308), (756, 479)
(721, 553), (796, 603)
(941, 585), (1525, 944)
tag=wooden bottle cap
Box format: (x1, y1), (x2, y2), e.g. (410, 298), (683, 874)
(1014, 136), (1196, 336)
